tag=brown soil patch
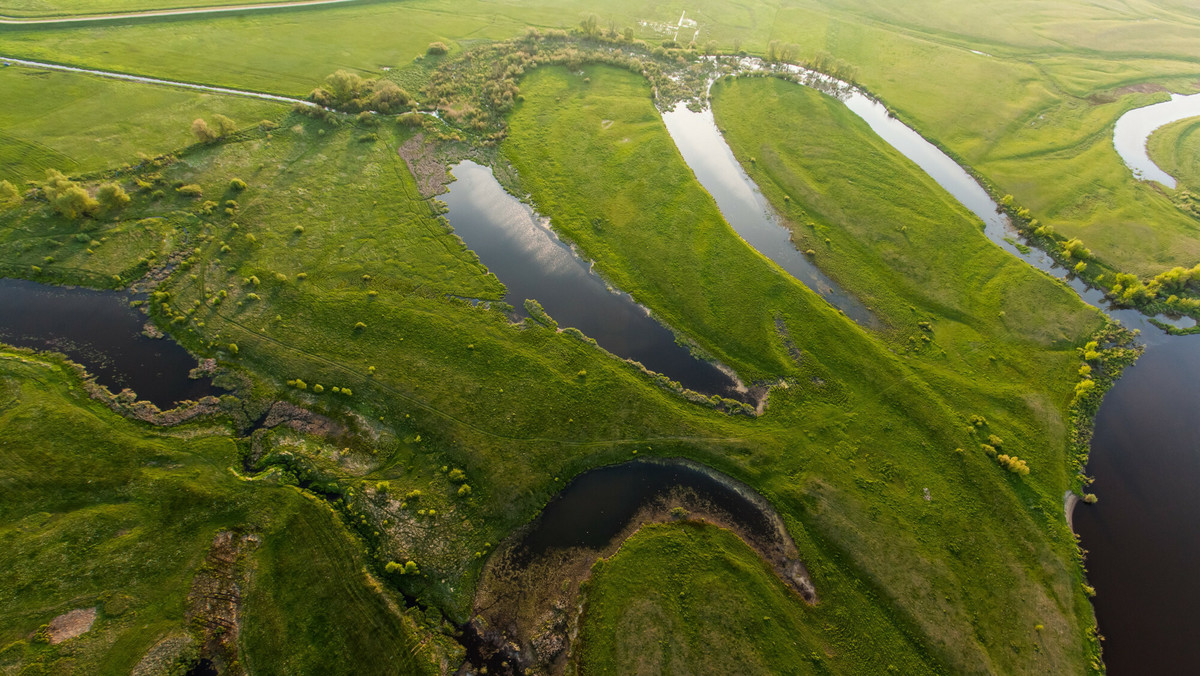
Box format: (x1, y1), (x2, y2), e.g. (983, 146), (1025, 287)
(399, 133), (450, 198)
(1115, 82), (1168, 96)
(45, 607), (96, 644)
(186, 531), (258, 675)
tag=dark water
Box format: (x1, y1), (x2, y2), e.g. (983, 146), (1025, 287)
(1073, 332), (1200, 673)
(0, 277), (217, 408)
(512, 459), (773, 564)
(441, 160), (743, 399)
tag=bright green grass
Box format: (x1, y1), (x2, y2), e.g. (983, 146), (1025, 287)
(1148, 115), (1200, 192)
(711, 75), (1098, 347)
(0, 0), (307, 18)
(506, 64), (1102, 674)
(0, 348), (440, 674)
(0, 60), (1111, 672)
(578, 521), (919, 675)
(0, 64), (286, 185)
(4, 0), (1200, 271)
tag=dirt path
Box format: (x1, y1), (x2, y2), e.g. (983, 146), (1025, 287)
(0, 56), (314, 106)
(0, 0), (356, 24)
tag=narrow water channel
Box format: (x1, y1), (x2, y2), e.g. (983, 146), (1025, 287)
(659, 102), (880, 328)
(0, 277), (217, 408)
(440, 160), (744, 400)
(1112, 91), (1200, 188)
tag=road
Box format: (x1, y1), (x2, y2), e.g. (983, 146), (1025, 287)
(0, 0), (356, 25)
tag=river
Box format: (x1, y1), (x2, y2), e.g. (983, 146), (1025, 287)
(658, 61), (1200, 672)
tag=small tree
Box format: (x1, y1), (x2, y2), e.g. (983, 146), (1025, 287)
(369, 80), (411, 113)
(97, 182), (131, 211)
(192, 118), (219, 143)
(0, 179), (18, 203)
(427, 41), (449, 55)
(54, 185), (99, 219)
(212, 114), (237, 137)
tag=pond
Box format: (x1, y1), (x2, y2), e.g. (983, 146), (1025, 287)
(440, 160), (745, 400)
(0, 277), (217, 408)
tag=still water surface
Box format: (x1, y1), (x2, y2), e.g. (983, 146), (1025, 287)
(1112, 92), (1200, 188)
(440, 160), (743, 399)
(0, 277), (217, 408)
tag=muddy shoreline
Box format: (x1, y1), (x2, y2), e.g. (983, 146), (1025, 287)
(463, 457), (814, 675)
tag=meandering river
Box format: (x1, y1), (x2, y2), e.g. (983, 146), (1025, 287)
(1113, 91), (1200, 188)
(658, 63), (1200, 672)
(1, 55), (1196, 672)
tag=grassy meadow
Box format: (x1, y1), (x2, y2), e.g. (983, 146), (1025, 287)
(0, 60), (1111, 671)
(0, 348), (443, 674)
(0, 0), (307, 18)
(2, 0), (1198, 672)
(504, 64), (1104, 674)
(578, 521), (922, 674)
(1149, 115), (1200, 192)
(0, 64), (286, 185)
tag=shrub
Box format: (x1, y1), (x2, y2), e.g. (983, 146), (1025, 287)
(176, 184), (203, 198)
(987, 434), (1003, 447)
(192, 118), (219, 143)
(448, 468), (466, 482)
(369, 80), (411, 113)
(457, 484), (472, 497)
(230, 178), (247, 192)
(0, 179), (18, 202)
(997, 454), (1030, 475)
(293, 379), (307, 390)
(427, 41), (449, 55)
(53, 185), (99, 219)
(97, 182), (131, 210)
(980, 443), (997, 457)
(212, 114), (237, 136)
(312, 384), (324, 393)
(228, 343), (239, 355)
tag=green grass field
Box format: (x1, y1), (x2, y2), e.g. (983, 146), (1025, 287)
(578, 521), (923, 674)
(0, 348), (443, 674)
(1149, 115), (1200, 192)
(0, 64), (286, 185)
(3, 1), (1195, 671)
(0, 60), (1112, 671)
(504, 64), (1103, 674)
(0, 0), (311, 18)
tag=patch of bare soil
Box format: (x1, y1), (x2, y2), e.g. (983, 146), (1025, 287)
(186, 531), (258, 675)
(45, 607), (96, 644)
(469, 462), (816, 675)
(261, 400), (343, 436)
(399, 133), (451, 198)
(132, 633), (195, 676)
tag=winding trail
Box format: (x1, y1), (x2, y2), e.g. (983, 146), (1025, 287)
(0, 55), (313, 106)
(0, 0), (356, 24)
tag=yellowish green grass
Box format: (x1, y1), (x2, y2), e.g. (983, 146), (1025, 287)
(1148, 115), (1200, 192)
(0, 64), (286, 185)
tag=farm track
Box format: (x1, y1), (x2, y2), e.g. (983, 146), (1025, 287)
(0, 0), (356, 24)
